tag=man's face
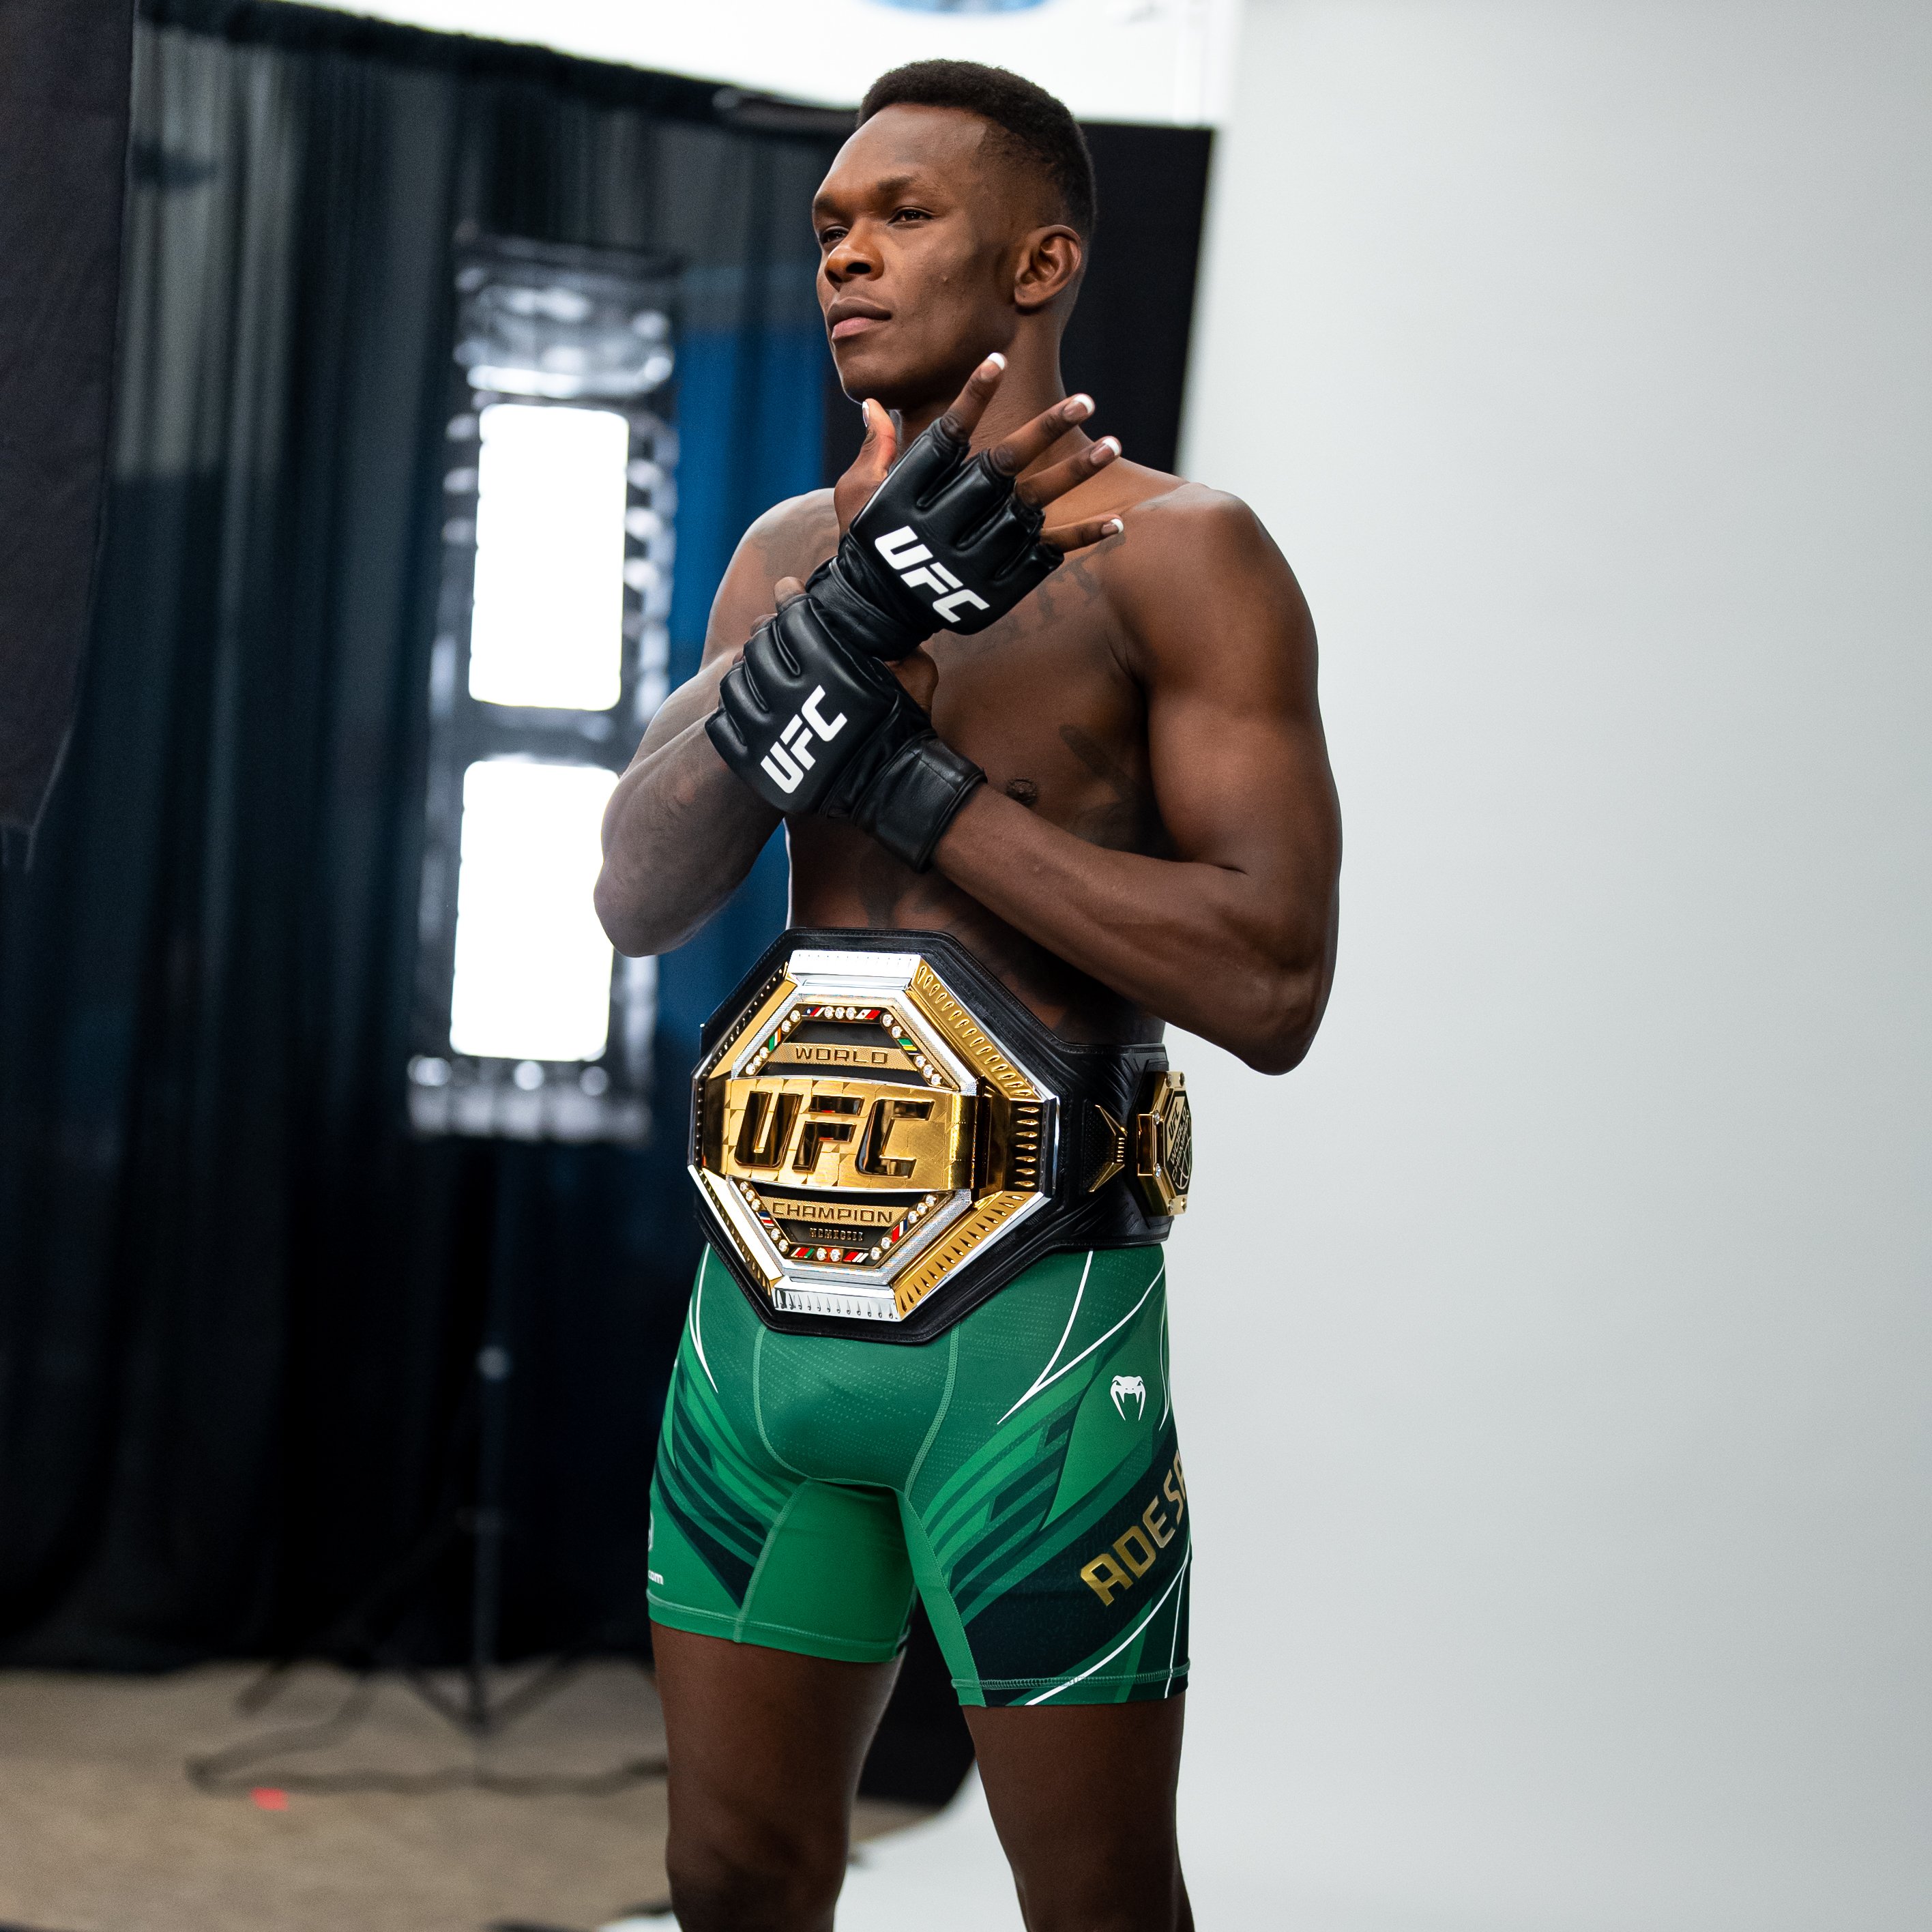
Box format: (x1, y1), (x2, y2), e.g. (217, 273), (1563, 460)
(813, 106), (1034, 413)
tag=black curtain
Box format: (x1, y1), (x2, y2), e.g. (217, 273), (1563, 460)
(1062, 123), (1212, 478)
(0, 0), (1212, 1730)
(0, 0), (136, 830)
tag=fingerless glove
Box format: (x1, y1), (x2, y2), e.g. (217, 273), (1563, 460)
(805, 416), (1066, 660)
(707, 595), (985, 870)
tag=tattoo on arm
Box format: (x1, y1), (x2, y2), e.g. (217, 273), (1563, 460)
(1059, 724), (1173, 856)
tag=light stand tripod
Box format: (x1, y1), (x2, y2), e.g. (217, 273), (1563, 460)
(191, 1182), (660, 1794)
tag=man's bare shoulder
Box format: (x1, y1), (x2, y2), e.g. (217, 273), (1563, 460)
(744, 486), (839, 581)
(1091, 467), (1310, 658)
(1104, 468), (1281, 568)
(701, 488), (840, 664)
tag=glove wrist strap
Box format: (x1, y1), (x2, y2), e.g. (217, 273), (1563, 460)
(857, 735), (986, 873)
(806, 555), (924, 662)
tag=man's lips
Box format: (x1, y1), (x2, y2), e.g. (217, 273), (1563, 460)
(829, 306), (889, 342)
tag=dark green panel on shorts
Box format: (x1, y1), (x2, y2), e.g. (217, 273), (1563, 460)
(962, 1418), (1188, 1705)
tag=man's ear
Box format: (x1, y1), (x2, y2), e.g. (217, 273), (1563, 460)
(1012, 226), (1083, 313)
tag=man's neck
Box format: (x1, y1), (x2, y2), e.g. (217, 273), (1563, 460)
(896, 334), (1074, 457)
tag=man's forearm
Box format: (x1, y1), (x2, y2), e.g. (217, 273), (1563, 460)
(931, 788), (1335, 1073)
(595, 714), (778, 957)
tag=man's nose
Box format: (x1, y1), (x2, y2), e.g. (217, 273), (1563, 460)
(824, 233), (879, 284)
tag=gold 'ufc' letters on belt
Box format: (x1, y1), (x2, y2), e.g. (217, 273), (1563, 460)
(718, 1079), (974, 1193)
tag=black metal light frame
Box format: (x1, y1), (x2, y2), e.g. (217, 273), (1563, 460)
(409, 233), (681, 1145)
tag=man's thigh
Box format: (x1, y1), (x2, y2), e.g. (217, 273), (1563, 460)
(652, 1624), (903, 1931)
(652, 1621), (902, 1826)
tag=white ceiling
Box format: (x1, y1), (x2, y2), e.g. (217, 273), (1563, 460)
(297, 0), (1241, 127)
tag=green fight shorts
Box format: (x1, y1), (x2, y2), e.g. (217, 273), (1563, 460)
(647, 1244), (1190, 1707)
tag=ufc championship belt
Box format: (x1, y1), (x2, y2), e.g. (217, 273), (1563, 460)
(690, 929), (1192, 1343)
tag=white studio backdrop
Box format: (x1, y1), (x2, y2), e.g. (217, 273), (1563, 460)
(1161, 2), (1931, 1929)
(298, 0), (1242, 127)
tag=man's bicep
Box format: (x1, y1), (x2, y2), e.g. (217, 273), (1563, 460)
(699, 532), (780, 671)
(1135, 513), (1335, 877)
(1148, 673), (1336, 881)
(624, 496), (830, 766)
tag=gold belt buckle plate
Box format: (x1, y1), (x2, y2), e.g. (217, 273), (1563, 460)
(690, 948), (1057, 1324)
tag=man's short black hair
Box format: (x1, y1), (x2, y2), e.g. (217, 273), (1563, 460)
(858, 60), (1098, 239)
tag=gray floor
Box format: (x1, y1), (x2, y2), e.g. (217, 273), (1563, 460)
(0, 1664), (926, 1932)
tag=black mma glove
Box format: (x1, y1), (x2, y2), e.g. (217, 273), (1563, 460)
(707, 594), (985, 872)
(804, 415), (1066, 660)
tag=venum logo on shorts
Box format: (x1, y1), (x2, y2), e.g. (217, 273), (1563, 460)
(760, 684), (847, 794)
(1110, 1374), (1147, 1420)
(1080, 1453), (1186, 1607)
(874, 525), (991, 625)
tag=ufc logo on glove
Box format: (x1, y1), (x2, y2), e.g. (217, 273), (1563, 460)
(785, 414), (1066, 661)
(873, 527), (991, 625)
(760, 687), (848, 795)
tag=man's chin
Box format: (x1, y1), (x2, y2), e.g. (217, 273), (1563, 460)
(830, 340), (930, 412)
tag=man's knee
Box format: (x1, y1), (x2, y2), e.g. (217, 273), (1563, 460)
(665, 1827), (846, 1932)
(1012, 1847), (1189, 1932)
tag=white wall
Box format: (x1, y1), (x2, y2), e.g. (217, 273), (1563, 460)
(1169, 3), (1931, 1927)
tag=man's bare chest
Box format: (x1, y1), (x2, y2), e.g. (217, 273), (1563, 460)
(894, 548), (1160, 858)
(778, 544), (1164, 1040)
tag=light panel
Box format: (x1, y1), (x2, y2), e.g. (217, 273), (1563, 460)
(448, 758), (619, 1063)
(467, 402), (628, 710)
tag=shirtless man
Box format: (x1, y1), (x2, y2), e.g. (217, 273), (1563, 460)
(596, 59), (1340, 1932)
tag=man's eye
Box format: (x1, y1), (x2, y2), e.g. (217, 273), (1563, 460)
(817, 228), (847, 248)
(891, 207), (932, 223)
